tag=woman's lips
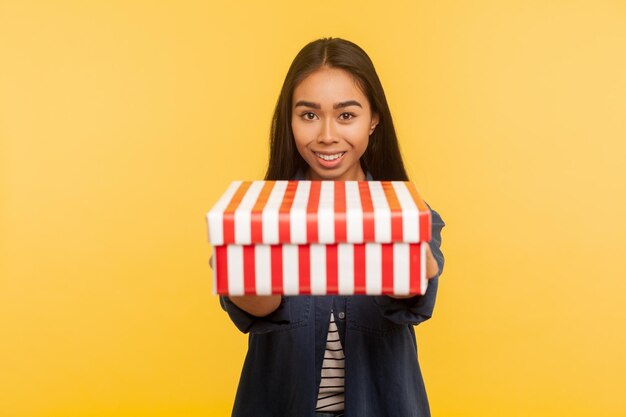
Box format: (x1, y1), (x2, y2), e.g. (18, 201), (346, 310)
(313, 151), (346, 168)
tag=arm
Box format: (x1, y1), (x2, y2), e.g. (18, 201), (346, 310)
(227, 295), (282, 317)
(372, 204), (446, 325)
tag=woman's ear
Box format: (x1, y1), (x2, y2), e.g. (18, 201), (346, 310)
(370, 112), (380, 135)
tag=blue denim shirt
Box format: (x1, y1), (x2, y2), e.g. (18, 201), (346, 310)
(219, 172), (446, 417)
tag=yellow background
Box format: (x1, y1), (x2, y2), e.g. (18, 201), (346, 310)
(2, 1), (625, 416)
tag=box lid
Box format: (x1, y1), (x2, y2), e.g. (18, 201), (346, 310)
(206, 180), (431, 245)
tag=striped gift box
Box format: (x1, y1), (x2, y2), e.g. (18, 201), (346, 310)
(206, 181), (432, 296)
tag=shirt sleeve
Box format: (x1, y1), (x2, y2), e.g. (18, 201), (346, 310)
(218, 295), (292, 334)
(371, 203), (446, 326)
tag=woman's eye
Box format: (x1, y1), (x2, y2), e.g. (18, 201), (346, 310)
(300, 112), (354, 121)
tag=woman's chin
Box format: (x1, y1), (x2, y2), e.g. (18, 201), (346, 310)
(307, 162), (364, 181)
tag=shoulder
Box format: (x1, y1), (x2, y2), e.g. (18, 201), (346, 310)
(424, 201), (445, 227)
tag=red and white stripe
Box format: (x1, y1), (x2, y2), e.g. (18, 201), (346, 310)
(207, 180), (431, 246)
(213, 242), (428, 296)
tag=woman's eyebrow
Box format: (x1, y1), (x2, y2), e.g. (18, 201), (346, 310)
(294, 100), (363, 109)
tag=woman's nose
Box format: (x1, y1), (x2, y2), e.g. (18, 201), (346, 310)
(317, 119), (339, 143)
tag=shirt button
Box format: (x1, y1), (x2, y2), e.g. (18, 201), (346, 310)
(338, 312), (345, 320)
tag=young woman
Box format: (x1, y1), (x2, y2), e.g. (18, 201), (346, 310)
(218, 37), (446, 417)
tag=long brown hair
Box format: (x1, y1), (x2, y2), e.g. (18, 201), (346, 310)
(264, 37), (409, 181)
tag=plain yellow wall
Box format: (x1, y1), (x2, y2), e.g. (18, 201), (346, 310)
(2, 1), (625, 416)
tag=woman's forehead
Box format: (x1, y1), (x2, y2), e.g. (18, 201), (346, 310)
(292, 67), (368, 108)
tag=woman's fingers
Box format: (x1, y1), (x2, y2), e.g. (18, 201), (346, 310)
(424, 243), (440, 279)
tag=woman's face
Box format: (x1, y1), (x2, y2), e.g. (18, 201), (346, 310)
(291, 66), (379, 181)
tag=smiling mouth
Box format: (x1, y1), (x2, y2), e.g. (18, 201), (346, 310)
(314, 151), (346, 161)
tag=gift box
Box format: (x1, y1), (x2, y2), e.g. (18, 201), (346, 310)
(206, 180), (432, 296)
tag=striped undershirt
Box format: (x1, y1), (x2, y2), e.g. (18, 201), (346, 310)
(315, 310), (345, 413)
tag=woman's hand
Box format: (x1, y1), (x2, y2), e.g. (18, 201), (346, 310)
(387, 242), (439, 299)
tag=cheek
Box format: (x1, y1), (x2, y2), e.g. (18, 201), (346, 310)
(345, 124), (370, 150)
(292, 134), (309, 156)
(291, 119), (313, 143)
(294, 140), (307, 156)
(291, 132), (311, 160)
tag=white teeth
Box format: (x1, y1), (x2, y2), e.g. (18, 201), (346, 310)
(315, 152), (345, 161)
